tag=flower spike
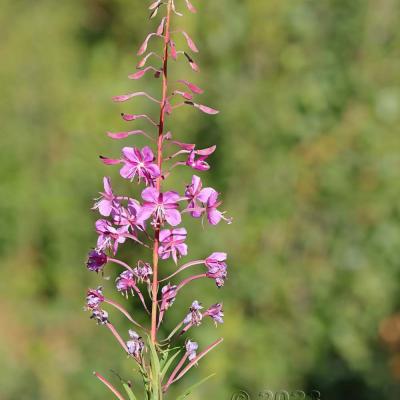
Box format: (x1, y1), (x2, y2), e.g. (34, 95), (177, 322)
(85, 1), (230, 398)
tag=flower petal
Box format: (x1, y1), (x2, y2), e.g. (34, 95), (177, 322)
(165, 209), (182, 226)
(141, 187), (159, 203)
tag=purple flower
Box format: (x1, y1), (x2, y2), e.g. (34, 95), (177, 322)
(137, 187), (181, 226)
(204, 189), (231, 225)
(161, 283), (177, 310)
(186, 148), (214, 171)
(205, 252), (228, 287)
(133, 262), (153, 282)
(90, 309), (109, 325)
(185, 340), (198, 361)
(112, 199), (144, 232)
(126, 330), (144, 358)
(116, 270), (136, 295)
(86, 249), (108, 273)
(205, 303), (224, 325)
(93, 177), (119, 217)
(120, 146), (160, 185)
(183, 300), (203, 326)
(185, 175), (213, 218)
(86, 287), (105, 309)
(158, 228), (188, 264)
(95, 219), (129, 255)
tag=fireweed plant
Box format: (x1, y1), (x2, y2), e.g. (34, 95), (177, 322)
(85, 1), (231, 399)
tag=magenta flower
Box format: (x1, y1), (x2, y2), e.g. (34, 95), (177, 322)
(158, 228), (188, 264)
(86, 287), (105, 310)
(95, 219), (129, 255)
(183, 300), (203, 326)
(204, 303), (224, 325)
(120, 146), (160, 185)
(160, 283), (177, 311)
(184, 175), (213, 218)
(204, 189), (231, 225)
(86, 250), (108, 273)
(137, 187), (181, 226)
(126, 330), (144, 358)
(205, 252), (228, 287)
(186, 146), (215, 171)
(112, 199), (144, 232)
(116, 270), (136, 295)
(93, 177), (118, 217)
(185, 340), (198, 361)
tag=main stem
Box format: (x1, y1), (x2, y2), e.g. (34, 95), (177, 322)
(151, 0), (172, 344)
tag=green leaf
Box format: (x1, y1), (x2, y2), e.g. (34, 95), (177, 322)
(146, 335), (161, 400)
(176, 373), (216, 400)
(161, 349), (181, 380)
(123, 383), (138, 400)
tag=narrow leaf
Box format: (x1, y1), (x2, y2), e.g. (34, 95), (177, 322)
(147, 335), (161, 399)
(174, 338), (223, 382)
(123, 383), (138, 400)
(161, 350), (182, 380)
(176, 374), (216, 400)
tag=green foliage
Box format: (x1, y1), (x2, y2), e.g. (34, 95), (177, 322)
(1, 0), (400, 399)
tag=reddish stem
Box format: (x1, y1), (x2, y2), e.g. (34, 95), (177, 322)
(94, 371), (126, 400)
(106, 323), (129, 353)
(151, 0), (173, 344)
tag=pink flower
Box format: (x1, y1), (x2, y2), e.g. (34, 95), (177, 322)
(86, 287), (105, 310)
(204, 303), (224, 325)
(184, 175), (214, 218)
(204, 189), (231, 225)
(126, 330), (144, 358)
(185, 340), (198, 361)
(158, 228), (188, 264)
(183, 300), (203, 326)
(95, 219), (129, 255)
(186, 147), (214, 171)
(133, 261), (153, 283)
(116, 270), (136, 295)
(137, 187), (181, 226)
(93, 177), (118, 217)
(205, 252), (228, 287)
(112, 199), (144, 232)
(120, 146), (160, 185)
(160, 283), (177, 311)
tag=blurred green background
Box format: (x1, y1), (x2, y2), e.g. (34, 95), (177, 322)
(1, 0), (400, 399)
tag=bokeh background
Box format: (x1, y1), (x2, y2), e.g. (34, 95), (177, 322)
(1, 0), (400, 399)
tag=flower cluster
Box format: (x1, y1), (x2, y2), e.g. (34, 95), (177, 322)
(85, 1), (231, 398)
